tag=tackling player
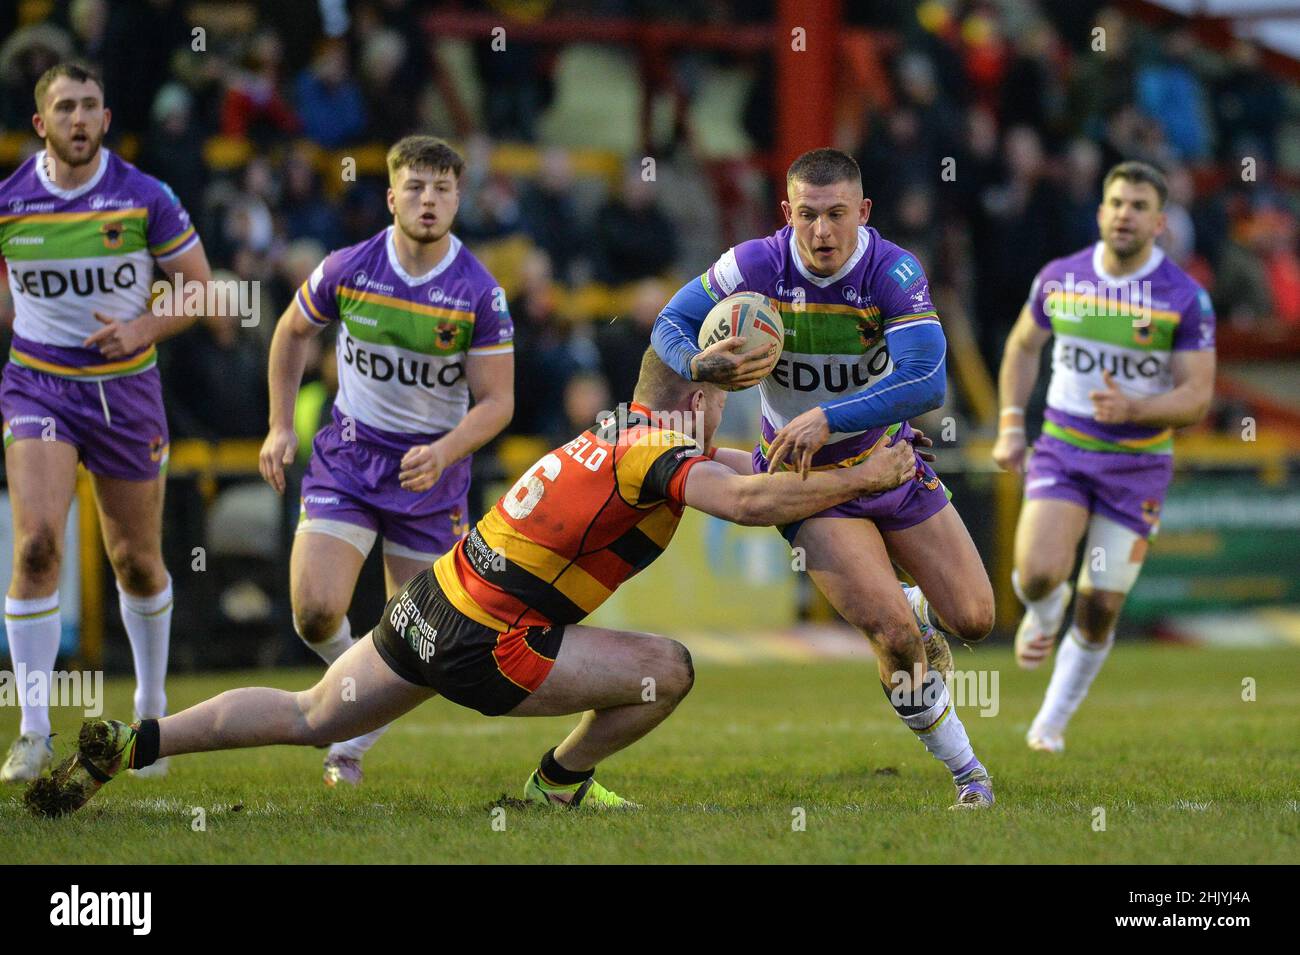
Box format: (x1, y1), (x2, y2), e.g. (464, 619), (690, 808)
(258, 136), (514, 787)
(992, 161), (1216, 752)
(25, 349), (924, 816)
(652, 148), (996, 809)
(0, 64), (211, 782)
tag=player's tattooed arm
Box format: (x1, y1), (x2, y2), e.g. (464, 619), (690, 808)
(689, 336), (776, 387)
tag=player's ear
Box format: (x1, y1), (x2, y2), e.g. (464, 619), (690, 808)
(31, 112), (43, 137)
(101, 106), (111, 135)
(386, 187), (396, 215)
(860, 197), (872, 225)
(780, 199), (793, 225)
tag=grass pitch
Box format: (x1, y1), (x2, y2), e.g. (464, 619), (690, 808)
(2, 643), (1297, 864)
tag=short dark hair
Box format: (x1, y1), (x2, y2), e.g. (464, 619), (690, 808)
(385, 135), (464, 184)
(1102, 160), (1168, 208)
(786, 148), (862, 190)
(34, 63), (104, 112)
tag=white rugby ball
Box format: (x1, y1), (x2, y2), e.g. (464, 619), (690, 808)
(696, 292), (784, 390)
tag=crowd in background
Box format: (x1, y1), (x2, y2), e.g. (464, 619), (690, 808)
(0, 0), (1296, 452)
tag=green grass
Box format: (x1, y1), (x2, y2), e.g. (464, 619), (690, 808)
(2, 643), (1298, 863)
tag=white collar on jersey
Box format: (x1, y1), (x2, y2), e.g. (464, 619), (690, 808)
(1092, 240), (1164, 284)
(35, 147), (110, 200)
(385, 224), (461, 285)
(788, 225), (870, 288)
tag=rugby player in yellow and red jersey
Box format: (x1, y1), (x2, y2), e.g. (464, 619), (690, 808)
(26, 349), (925, 815)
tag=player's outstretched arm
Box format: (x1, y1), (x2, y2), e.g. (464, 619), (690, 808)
(1090, 350), (1215, 429)
(992, 306), (1051, 474)
(259, 300), (325, 494)
(684, 436), (916, 526)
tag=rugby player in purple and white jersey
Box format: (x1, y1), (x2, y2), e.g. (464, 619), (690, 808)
(258, 136), (514, 787)
(0, 64), (212, 782)
(992, 161), (1216, 753)
(653, 148), (996, 809)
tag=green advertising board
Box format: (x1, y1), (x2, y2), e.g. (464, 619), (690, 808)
(1126, 474), (1300, 621)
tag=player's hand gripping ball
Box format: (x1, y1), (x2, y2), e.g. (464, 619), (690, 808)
(692, 292), (784, 391)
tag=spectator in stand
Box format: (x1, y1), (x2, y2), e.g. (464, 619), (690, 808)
(1213, 215), (1274, 329)
(1213, 40), (1283, 165)
(161, 270), (269, 440)
(280, 145), (341, 248)
(596, 279), (668, 400)
(1159, 164), (1198, 270)
(101, 0), (188, 134)
(0, 24), (73, 129)
(1137, 28), (1211, 161)
(510, 250), (599, 438)
(1060, 138), (1103, 252)
(1066, 6), (1136, 140)
(221, 31), (300, 142)
(975, 125), (1066, 365)
(357, 29), (416, 143)
(559, 371), (612, 447)
(520, 147), (585, 284)
(593, 164), (679, 285)
(856, 108), (934, 234)
(69, 0), (109, 63)
(997, 18), (1062, 138)
(140, 83), (208, 224)
(295, 39), (368, 148)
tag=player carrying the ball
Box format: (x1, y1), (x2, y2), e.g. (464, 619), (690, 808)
(652, 148), (996, 809)
(25, 349), (925, 817)
(992, 161), (1216, 752)
(257, 136), (514, 787)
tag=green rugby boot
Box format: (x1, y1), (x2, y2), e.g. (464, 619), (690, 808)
(523, 770), (640, 810)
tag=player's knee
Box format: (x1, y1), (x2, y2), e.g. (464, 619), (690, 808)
(15, 526), (62, 582)
(949, 590), (995, 643)
(650, 639), (695, 703)
(294, 687), (343, 746)
(1016, 568), (1065, 602)
(293, 602), (345, 645)
(107, 543), (163, 594)
(871, 617), (922, 665)
(1073, 590), (1124, 643)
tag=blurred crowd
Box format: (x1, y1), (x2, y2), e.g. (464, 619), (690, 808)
(0, 0), (1296, 451)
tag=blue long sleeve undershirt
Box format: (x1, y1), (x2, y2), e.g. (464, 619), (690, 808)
(650, 277), (947, 434)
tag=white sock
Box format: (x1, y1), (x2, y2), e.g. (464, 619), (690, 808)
(5, 593), (60, 736)
(296, 616), (353, 665)
(328, 724), (390, 761)
(889, 669), (977, 775)
(119, 576), (173, 719)
(1031, 626), (1114, 737)
(1012, 570), (1069, 634)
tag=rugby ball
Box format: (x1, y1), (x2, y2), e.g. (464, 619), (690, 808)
(696, 292), (784, 390)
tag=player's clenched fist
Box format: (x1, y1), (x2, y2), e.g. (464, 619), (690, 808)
(689, 336), (776, 390)
(1089, 370), (1134, 424)
(991, 429), (1027, 474)
(855, 434), (917, 493)
(259, 425), (298, 495)
(399, 442), (446, 493)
